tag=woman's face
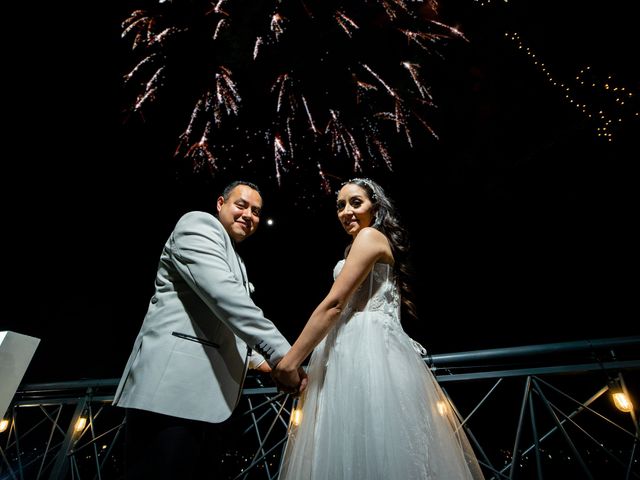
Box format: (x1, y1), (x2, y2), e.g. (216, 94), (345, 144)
(336, 183), (375, 237)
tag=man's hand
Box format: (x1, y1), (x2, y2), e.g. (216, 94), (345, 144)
(271, 363), (308, 396)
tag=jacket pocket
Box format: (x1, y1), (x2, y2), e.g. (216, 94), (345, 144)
(171, 331), (220, 349)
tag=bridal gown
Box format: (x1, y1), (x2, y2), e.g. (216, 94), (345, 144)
(278, 260), (485, 480)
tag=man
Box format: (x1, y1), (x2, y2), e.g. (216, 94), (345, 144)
(113, 180), (305, 479)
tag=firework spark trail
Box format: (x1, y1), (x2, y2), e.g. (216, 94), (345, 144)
(347, 129), (363, 172)
(134, 87), (156, 112)
(400, 28), (460, 55)
(186, 120), (216, 172)
(401, 30), (434, 52)
(374, 108), (411, 145)
(373, 102), (413, 147)
(301, 94), (318, 134)
(271, 13), (285, 40)
(402, 62), (432, 101)
(134, 66), (165, 111)
(273, 133), (286, 186)
(216, 67), (241, 116)
(355, 77), (378, 104)
(362, 64), (398, 99)
(355, 79), (377, 93)
(203, 90), (214, 118)
(430, 20), (467, 41)
(176, 96), (206, 155)
(325, 110), (363, 171)
(362, 63), (414, 143)
(122, 11), (156, 50)
(214, 0), (229, 14)
(253, 37), (263, 60)
(152, 27), (180, 46)
(286, 117), (295, 161)
(326, 109), (345, 155)
(335, 11), (359, 37)
(394, 101), (413, 146)
(412, 111), (439, 140)
(212, 92), (222, 126)
(316, 162), (331, 193)
(121, 11), (151, 39)
(213, 19), (228, 40)
(206, 0), (230, 16)
(340, 125), (363, 170)
(378, 0), (408, 21)
(124, 53), (161, 84)
(274, 74), (287, 113)
(371, 136), (393, 171)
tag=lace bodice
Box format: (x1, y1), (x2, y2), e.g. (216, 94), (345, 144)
(333, 259), (400, 319)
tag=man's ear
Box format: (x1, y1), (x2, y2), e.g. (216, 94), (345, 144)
(216, 196), (225, 212)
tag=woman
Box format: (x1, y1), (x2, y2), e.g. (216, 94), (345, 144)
(273, 178), (485, 479)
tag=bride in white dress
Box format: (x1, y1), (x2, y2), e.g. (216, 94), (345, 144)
(272, 178), (484, 479)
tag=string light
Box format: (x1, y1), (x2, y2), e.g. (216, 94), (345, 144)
(503, 31), (637, 142)
(470, 0), (637, 142)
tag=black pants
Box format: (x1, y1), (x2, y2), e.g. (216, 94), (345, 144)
(123, 408), (225, 480)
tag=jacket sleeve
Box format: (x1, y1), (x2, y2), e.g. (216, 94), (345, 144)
(170, 212), (290, 367)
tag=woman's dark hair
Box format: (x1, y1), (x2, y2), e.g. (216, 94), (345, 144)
(342, 178), (418, 322)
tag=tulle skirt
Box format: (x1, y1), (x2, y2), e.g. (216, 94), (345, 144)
(278, 310), (485, 479)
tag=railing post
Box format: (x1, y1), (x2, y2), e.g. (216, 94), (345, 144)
(46, 393), (89, 480)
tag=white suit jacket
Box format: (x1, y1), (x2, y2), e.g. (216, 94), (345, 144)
(113, 211), (291, 423)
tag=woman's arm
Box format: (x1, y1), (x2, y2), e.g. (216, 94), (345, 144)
(273, 228), (392, 380)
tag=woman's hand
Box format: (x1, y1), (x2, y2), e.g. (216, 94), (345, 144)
(253, 361), (272, 373)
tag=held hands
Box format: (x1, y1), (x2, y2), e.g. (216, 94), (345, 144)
(271, 362), (308, 396)
(253, 361), (272, 373)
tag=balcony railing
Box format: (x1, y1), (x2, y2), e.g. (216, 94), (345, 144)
(1, 336), (638, 479)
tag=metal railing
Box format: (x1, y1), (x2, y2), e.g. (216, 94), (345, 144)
(1, 336), (638, 479)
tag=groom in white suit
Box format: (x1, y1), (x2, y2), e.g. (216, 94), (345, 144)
(113, 181), (305, 479)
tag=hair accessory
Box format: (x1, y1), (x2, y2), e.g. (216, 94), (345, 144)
(345, 178), (377, 201)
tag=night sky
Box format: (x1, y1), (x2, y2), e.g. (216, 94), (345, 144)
(5, 0), (638, 383)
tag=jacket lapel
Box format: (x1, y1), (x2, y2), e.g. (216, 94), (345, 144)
(229, 242), (249, 294)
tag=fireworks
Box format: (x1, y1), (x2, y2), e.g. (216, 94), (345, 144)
(121, 0), (464, 189)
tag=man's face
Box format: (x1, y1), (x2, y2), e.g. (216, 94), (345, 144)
(217, 185), (263, 242)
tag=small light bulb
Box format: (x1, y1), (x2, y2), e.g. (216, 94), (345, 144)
(436, 400), (449, 416)
(291, 408), (303, 426)
(612, 392), (633, 413)
(0, 419), (9, 433)
(75, 417), (87, 432)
